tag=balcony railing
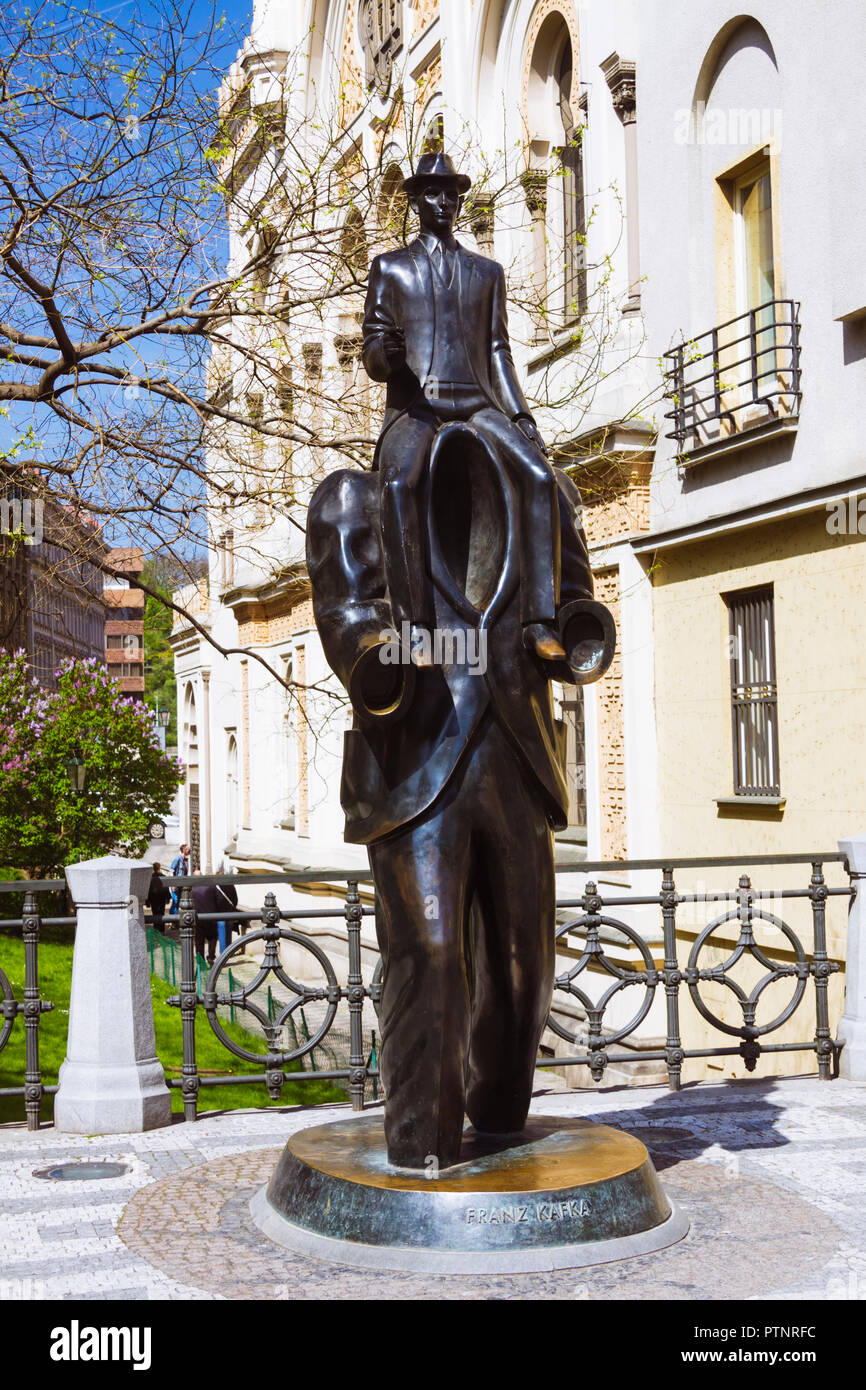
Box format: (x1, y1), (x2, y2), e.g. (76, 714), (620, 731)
(664, 299), (801, 459)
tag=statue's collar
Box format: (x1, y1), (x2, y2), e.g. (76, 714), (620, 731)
(416, 230), (458, 255)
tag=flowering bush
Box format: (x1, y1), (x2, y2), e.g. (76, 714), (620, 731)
(0, 650), (183, 877)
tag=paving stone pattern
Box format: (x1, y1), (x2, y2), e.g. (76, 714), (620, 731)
(2, 1076), (866, 1300)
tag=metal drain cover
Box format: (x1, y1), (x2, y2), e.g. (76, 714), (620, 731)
(33, 1161), (130, 1181)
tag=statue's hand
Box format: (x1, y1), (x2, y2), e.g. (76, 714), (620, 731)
(515, 416), (548, 458)
(383, 327), (406, 373)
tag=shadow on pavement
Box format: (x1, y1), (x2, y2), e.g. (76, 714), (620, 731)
(540, 1076), (792, 1172)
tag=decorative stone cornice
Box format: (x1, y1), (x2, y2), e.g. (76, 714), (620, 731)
(520, 169), (548, 215)
(466, 194), (495, 246)
(600, 53), (636, 125)
(223, 565), (310, 619)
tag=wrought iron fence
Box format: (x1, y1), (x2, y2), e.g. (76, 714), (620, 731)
(0, 854), (851, 1128)
(546, 857), (845, 1087)
(0, 881), (70, 1130)
(166, 876), (380, 1119)
(663, 298), (801, 455)
(147, 923), (380, 1102)
(163, 853), (849, 1118)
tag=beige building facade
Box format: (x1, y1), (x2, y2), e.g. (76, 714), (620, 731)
(632, 0), (866, 1077)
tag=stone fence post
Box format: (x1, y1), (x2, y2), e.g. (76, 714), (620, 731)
(838, 836), (866, 1082)
(55, 856), (172, 1133)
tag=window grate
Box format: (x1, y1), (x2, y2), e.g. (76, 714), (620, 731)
(724, 586), (780, 796)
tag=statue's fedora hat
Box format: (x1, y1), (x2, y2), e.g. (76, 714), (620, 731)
(402, 151), (471, 196)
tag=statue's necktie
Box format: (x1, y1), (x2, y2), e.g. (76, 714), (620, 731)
(432, 244), (456, 287)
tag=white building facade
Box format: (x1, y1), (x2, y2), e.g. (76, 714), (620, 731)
(172, 0), (663, 879)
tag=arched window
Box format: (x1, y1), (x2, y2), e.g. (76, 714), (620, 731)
(341, 208), (368, 276)
(556, 38), (587, 323)
(422, 113), (444, 155)
(679, 19), (790, 444)
(377, 161), (408, 247)
(226, 734), (239, 843)
(525, 16), (587, 330)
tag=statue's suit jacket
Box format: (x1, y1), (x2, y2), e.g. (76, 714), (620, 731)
(362, 239), (535, 466)
(306, 462), (595, 846)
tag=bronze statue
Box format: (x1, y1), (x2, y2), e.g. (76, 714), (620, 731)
(306, 151), (615, 1171)
(363, 152), (565, 667)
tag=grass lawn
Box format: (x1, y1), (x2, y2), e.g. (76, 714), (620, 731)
(0, 934), (345, 1124)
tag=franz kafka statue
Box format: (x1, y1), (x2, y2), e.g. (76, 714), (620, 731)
(306, 151), (615, 1170)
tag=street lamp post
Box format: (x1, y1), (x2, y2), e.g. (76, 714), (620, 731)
(63, 756), (87, 795)
(153, 695), (170, 750)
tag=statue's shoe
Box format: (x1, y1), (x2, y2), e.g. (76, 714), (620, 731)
(523, 622), (566, 662)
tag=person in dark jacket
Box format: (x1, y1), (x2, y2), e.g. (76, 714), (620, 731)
(192, 880), (239, 965)
(146, 864), (169, 933)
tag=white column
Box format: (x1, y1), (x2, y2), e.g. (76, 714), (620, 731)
(583, 683), (601, 860)
(620, 545), (660, 860)
(55, 857), (172, 1133)
(520, 170), (549, 343)
(838, 837), (866, 1081)
(200, 669), (213, 873)
(600, 53), (640, 314)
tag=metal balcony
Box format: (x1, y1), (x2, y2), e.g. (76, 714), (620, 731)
(664, 299), (801, 461)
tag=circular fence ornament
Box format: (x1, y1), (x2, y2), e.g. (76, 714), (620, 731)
(686, 904), (810, 1055)
(202, 925), (340, 1069)
(548, 883), (658, 1074)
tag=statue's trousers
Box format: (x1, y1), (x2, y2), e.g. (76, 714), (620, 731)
(368, 710), (556, 1169)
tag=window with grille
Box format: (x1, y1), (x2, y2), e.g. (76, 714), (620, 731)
(724, 585), (780, 796)
(557, 686), (587, 844)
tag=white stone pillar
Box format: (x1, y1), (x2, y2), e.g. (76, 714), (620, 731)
(600, 53), (640, 315)
(838, 836), (866, 1081)
(200, 669), (213, 874)
(55, 856), (172, 1133)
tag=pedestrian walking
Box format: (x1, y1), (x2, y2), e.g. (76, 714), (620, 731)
(192, 878), (238, 965)
(216, 881), (240, 954)
(146, 863), (169, 934)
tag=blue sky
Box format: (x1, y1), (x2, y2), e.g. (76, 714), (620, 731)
(1, 0), (259, 556)
(86, 0), (255, 87)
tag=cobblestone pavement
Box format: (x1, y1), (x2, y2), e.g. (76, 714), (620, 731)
(2, 1075), (866, 1301)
